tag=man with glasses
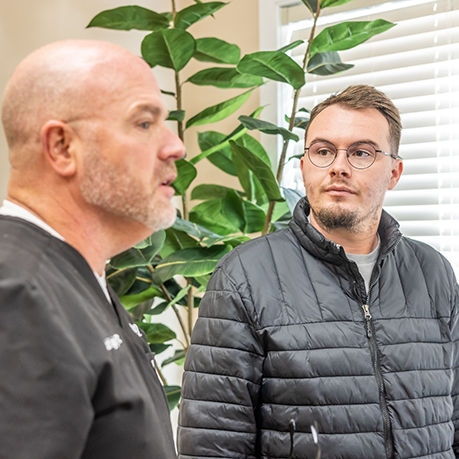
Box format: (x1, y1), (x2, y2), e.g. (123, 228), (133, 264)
(178, 85), (459, 458)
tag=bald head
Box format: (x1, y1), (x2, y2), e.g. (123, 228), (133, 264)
(2, 40), (151, 167)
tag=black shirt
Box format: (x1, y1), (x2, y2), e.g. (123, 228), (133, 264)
(0, 216), (176, 459)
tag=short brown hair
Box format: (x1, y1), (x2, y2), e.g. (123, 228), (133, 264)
(305, 85), (402, 155)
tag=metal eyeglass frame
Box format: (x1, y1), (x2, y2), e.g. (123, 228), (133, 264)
(287, 419), (321, 459)
(305, 140), (397, 170)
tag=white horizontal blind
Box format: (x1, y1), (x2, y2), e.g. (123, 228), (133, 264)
(280, 0), (459, 273)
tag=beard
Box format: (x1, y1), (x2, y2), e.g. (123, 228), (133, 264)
(80, 151), (177, 231)
(311, 204), (362, 233)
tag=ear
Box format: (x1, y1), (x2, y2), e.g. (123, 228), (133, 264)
(388, 159), (403, 190)
(40, 120), (77, 177)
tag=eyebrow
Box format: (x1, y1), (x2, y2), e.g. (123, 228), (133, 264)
(308, 138), (381, 148)
(130, 104), (166, 119)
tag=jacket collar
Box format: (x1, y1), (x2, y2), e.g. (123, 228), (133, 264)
(288, 197), (402, 266)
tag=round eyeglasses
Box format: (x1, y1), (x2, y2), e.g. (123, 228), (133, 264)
(305, 140), (396, 170)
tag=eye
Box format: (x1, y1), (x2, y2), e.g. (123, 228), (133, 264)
(139, 121), (151, 130)
(315, 147), (334, 157)
(353, 149), (371, 158)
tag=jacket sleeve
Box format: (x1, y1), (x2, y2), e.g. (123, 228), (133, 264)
(178, 257), (265, 459)
(452, 281), (459, 457)
(0, 280), (96, 458)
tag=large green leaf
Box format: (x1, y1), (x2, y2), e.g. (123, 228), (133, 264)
(111, 231), (166, 268)
(191, 184), (234, 200)
(164, 385), (181, 411)
(149, 343), (171, 355)
(238, 116), (299, 142)
(153, 245), (232, 284)
(189, 200), (239, 235)
(230, 141), (283, 202)
(186, 89), (253, 129)
(310, 20), (396, 57)
(196, 131), (236, 175)
(87, 6), (170, 31)
(203, 234), (251, 247)
(243, 200), (266, 233)
(173, 159), (197, 195)
(141, 29), (196, 71)
(300, 0), (319, 14)
(187, 67), (263, 88)
(137, 322), (176, 343)
(194, 38), (240, 64)
(162, 350), (186, 367)
(173, 216), (221, 240)
(120, 285), (163, 310)
(306, 51), (354, 75)
(277, 40), (304, 53)
(174, 2), (226, 30)
(161, 227), (199, 258)
(167, 110), (186, 122)
(321, 0), (355, 8)
(236, 134), (271, 167)
(237, 51), (305, 90)
(107, 267), (137, 297)
(221, 190), (246, 233)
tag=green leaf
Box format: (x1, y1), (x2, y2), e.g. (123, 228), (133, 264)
(141, 231), (167, 262)
(232, 151), (253, 201)
(221, 190), (246, 233)
(147, 301), (169, 316)
(161, 227), (200, 258)
(310, 20), (396, 57)
(87, 6), (170, 31)
(167, 110), (186, 122)
(165, 285), (191, 309)
(153, 245), (232, 284)
(120, 285), (163, 310)
(236, 134), (271, 167)
(243, 200), (266, 233)
(187, 67), (263, 88)
(141, 29), (196, 71)
(271, 200), (291, 223)
(186, 89), (253, 129)
(173, 216), (221, 240)
(149, 343), (172, 355)
(174, 2), (226, 30)
(230, 141), (283, 202)
(300, 0), (319, 14)
(282, 187), (304, 213)
(161, 89), (176, 97)
(107, 268), (137, 297)
(162, 350), (186, 367)
(203, 234), (251, 247)
(137, 322), (176, 343)
(306, 51), (354, 75)
(321, 0), (355, 8)
(163, 385), (181, 411)
(191, 184), (234, 200)
(189, 200), (238, 235)
(195, 131), (235, 175)
(173, 159), (197, 195)
(237, 51), (305, 90)
(194, 38), (240, 64)
(277, 40), (304, 53)
(238, 115), (299, 142)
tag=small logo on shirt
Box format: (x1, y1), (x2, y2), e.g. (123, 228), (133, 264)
(104, 333), (123, 351)
(129, 323), (143, 338)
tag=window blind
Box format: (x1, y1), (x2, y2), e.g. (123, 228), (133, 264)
(280, 0), (459, 272)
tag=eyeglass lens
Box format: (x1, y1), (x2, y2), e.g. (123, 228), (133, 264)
(308, 141), (377, 169)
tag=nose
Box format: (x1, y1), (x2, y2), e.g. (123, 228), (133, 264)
(159, 126), (186, 161)
(329, 149), (352, 178)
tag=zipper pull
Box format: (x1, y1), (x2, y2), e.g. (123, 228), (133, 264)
(362, 304), (372, 338)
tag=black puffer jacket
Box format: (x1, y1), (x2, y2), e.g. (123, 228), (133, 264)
(178, 198), (459, 459)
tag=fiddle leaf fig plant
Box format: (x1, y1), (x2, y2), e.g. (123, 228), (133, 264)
(88, 0), (395, 410)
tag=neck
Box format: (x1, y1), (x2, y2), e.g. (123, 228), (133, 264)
(309, 212), (380, 254)
(6, 189), (150, 275)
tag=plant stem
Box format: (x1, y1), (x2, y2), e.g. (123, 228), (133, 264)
(159, 283), (190, 349)
(187, 278), (194, 340)
(171, 0), (176, 20)
(155, 357), (168, 386)
(262, 6), (322, 236)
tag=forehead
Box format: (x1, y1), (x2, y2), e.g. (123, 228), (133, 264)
(87, 58), (166, 118)
(306, 105), (390, 146)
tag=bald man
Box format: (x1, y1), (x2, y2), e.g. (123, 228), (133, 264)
(0, 40), (184, 458)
